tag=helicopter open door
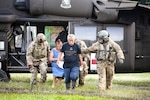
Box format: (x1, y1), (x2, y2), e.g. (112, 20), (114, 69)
(71, 21), (136, 73)
(8, 23), (36, 72)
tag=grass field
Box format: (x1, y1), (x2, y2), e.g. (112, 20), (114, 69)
(0, 73), (150, 100)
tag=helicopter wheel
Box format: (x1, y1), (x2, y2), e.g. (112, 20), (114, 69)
(0, 69), (9, 82)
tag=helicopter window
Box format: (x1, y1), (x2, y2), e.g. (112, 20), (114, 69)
(45, 26), (64, 49)
(16, 0), (25, 2)
(15, 26), (37, 48)
(106, 27), (124, 49)
(15, 34), (22, 48)
(74, 26), (97, 47)
(0, 41), (4, 50)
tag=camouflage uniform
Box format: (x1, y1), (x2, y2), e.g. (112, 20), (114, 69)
(83, 39), (124, 91)
(26, 33), (50, 85)
(75, 39), (90, 86)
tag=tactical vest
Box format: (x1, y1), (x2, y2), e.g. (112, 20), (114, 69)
(96, 43), (116, 62)
(32, 42), (48, 59)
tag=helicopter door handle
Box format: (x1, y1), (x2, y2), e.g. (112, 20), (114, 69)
(141, 56), (144, 58)
(136, 55), (140, 59)
(136, 55), (144, 59)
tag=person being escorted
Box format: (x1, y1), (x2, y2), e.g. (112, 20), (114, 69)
(50, 39), (64, 88)
(75, 39), (90, 86)
(82, 30), (125, 91)
(26, 33), (50, 86)
(57, 34), (85, 90)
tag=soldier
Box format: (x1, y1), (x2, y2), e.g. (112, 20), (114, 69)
(26, 33), (50, 86)
(82, 30), (125, 91)
(75, 39), (90, 86)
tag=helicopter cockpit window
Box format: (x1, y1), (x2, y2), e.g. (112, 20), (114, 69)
(106, 27), (124, 49)
(74, 26), (97, 47)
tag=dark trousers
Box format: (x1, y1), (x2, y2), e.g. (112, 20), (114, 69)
(64, 66), (79, 89)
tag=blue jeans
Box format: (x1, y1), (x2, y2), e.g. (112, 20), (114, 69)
(64, 66), (79, 83)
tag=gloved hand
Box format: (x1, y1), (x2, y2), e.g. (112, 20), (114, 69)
(118, 58), (124, 64)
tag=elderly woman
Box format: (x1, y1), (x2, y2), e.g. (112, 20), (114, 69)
(57, 34), (84, 90)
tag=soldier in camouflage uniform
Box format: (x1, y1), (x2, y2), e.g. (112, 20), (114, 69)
(75, 39), (90, 86)
(82, 30), (125, 91)
(26, 33), (50, 86)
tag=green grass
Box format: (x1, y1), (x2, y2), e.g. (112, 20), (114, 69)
(0, 93), (109, 100)
(113, 73), (150, 86)
(0, 73), (150, 100)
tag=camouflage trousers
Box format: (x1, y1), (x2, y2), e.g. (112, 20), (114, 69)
(79, 68), (88, 85)
(97, 61), (114, 91)
(30, 61), (48, 85)
(77, 64), (88, 86)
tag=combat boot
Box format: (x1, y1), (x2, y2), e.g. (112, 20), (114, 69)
(106, 85), (112, 90)
(79, 78), (84, 86)
(72, 81), (76, 90)
(66, 83), (70, 90)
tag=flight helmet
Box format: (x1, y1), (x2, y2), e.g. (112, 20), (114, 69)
(97, 30), (109, 44)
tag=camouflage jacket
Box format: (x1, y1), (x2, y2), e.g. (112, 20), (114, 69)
(82, 39), (124, 62)
(26, 41), (50, 66)
(75, 39), (90, 60)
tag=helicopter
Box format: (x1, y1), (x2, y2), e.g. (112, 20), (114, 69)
(0, 0), (150, 81)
